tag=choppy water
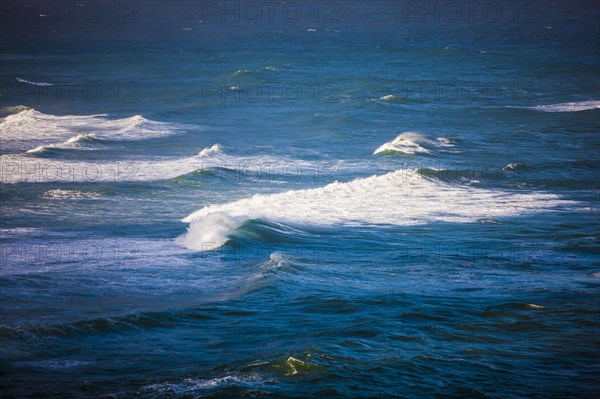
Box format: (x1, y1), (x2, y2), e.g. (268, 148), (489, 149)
(1, 1), (599, 398)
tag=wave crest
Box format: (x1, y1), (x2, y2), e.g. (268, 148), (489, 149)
(373, 132), (455, 155)
(178, 169), (572, 251)
(0, 108), (187, 153)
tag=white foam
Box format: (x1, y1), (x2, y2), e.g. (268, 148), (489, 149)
(379, 94), (404, 103)
(25, 145), (50, 154)
(0, 144), (335, 183)
(15, 77), (54, 86)
(143, 374), (265, 395)
(0, 153), (205, 183)
(373, 132), (455, 155)
(198, 143), (224, 157)
(42, 189), (104, 200)
(256, 252), (295, 276)
(0, 109), (186, 152)
(25, 134), (96, 154)
(526, 304), (545, 310)
(177, 169), (573, 251)
(527, 100), (600, 113)
(195, 143), (339, 177)
(65, 133), (92, 144)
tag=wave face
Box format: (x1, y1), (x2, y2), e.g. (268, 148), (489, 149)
(373, 132), (455, 155)
(0, 109), (183, 152)
(177, 169), (570, 250)
(526, 100), (600, 112)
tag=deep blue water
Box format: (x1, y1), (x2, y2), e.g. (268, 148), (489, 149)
(1, 1), (599, 398)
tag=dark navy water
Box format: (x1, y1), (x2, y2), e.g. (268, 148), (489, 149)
(1, 1), (599, 398)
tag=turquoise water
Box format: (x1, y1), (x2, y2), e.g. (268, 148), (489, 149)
(1, 1), (599, 398)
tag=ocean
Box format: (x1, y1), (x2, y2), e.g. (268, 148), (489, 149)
(0, 1), (599, 398)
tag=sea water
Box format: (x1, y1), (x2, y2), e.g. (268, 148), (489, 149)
(1, 1), (599, 398)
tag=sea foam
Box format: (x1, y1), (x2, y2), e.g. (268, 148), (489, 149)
(177, 169), (572, 251)
(373, 132), (455, 155)
(15, 77), (55, 86)
(0, 109), (185, 153)
(526, 100), (600, 113)
(0, 144), (331, 183)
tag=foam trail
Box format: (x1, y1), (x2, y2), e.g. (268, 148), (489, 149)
(177, 169), (572, 251)
(16, 77), (54, 86)
(524, 100), (600, 113)
(373, 132), (454, 155)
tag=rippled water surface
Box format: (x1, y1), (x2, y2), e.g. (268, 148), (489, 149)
(1, 1), (599, 398)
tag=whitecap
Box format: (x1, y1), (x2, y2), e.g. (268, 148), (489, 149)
(373, 132), (455, 155)
(0, 108), (189, 153)
(378, 94), (404, 103)
(177, 168), (574, 251)
(25, 134), (96, 154)
(525, 304), (545, 309)
(198, 143), (224, 157)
